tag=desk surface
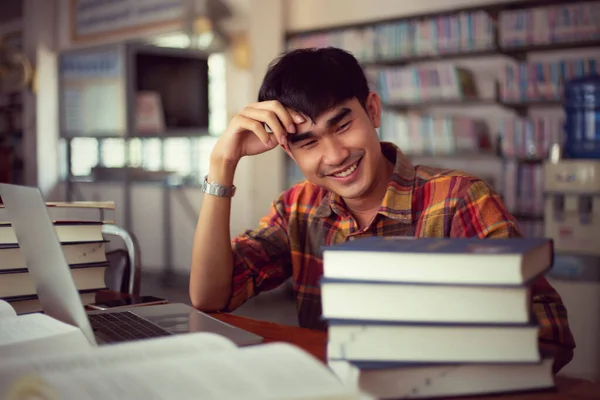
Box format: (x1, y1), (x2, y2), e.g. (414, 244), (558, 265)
(210, 312), (600, 400)
(94, 292), (599, 399)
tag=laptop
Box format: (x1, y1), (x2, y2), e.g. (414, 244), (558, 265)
(0, 183), (263, 347)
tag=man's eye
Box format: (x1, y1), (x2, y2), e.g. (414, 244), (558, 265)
(337, 122), (351, 132)
(301, 140), (317, 148)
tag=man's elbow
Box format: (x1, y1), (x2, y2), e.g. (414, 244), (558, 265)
(188, 284), (230, 312)
(189, 292), (228, 312)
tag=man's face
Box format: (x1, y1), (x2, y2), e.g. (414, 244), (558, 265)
(287, 93), (383, 200)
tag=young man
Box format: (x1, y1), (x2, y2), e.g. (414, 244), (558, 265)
(190, 47), (575, 372)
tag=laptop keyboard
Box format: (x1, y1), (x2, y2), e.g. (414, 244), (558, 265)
(88, 311), (172, 343)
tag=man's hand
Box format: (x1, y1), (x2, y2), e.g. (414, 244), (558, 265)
(211, 100), (305, 167)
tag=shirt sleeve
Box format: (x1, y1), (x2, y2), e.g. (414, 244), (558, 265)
(222, 198), (293, 312)
(449, 180), (521, 239)
(450, 179), (576, 352)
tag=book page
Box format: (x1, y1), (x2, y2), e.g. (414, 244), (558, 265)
(0, 313), (80, 345)
(0, 332), (236, 390)
(2, 342), (365, 400)
(0, 300), (16, 318)
(0, 313), (92, 360)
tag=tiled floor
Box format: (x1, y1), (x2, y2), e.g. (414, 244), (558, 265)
(140, 271), (299, 327)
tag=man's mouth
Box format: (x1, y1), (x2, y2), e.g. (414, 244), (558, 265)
(328, 158), (362, 178)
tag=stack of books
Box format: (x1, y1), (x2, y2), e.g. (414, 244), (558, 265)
(0, 201), (115, 314)
(321, 236), (556, 399)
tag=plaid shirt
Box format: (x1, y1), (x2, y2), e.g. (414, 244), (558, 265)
(227, 142), (575, 351)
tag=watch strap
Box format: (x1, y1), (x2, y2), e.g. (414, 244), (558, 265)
(201, 175), (236, 198)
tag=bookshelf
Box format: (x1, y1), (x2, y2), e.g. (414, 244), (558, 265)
(282, 0), (600, 237)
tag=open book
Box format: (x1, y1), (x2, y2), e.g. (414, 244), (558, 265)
(0, 304), (369, 400)
(0, 300), (92, 359)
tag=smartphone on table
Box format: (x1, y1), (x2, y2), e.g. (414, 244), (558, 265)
(87, 295), (168, 310)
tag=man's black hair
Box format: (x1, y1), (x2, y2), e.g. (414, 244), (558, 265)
(258, 47), (370, 122)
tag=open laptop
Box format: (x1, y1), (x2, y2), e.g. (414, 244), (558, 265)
(0, 183), (263, 347)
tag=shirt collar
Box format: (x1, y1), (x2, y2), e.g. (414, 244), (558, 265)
(314, 141), (415, 223)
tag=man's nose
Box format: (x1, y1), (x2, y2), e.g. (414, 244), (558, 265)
(322, 137), (350, 167)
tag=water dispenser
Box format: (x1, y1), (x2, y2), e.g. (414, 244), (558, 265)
(543, 73), (600, 382)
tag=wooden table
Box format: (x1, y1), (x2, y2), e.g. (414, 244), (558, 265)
(210, 312), (600, 400)
(93, 291), (599, 399)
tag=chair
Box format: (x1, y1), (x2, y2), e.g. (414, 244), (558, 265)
(101, 224), (142, 296)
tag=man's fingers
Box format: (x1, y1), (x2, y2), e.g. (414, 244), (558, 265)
(249, 100), (304, 133)
(240, 106), (288, 145)
(233, 115), (274, 147)
(288, 109), (305, 124)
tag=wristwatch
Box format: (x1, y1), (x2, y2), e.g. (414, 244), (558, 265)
(200, 175), (236, 198)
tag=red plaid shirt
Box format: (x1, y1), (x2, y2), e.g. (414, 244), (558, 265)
(227, 142), (575, 351)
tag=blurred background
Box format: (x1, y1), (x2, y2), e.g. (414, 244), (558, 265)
(0, 0), (599, 384)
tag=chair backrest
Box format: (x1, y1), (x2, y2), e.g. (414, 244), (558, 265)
(101, 224), (141, 296)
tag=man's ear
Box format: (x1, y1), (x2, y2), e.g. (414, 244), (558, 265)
(366, 92), (381, 129)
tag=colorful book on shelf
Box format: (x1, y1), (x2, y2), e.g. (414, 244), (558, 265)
(499, 2), (600, 47)
(377, 64), (479, 103)
(499, 56), (600, 102)
(288, 9), (494, 61)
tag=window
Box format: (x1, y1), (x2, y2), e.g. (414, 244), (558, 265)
(63, 52), (227, 183)
(69, 137), (98, 176)
(100, 138), (126, 168)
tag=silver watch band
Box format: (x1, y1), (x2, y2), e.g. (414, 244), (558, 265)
(201, 175), (236, 197)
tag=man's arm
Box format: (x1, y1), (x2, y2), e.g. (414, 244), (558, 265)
(190, 158), (293, 312)
(189, 157), (239, 310)
(450, 179), (576, 373)
(189, 100), (300, 311)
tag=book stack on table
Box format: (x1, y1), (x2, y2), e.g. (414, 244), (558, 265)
(321, 236), (555, 399)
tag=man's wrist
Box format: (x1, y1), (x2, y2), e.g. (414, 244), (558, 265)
(208, 155), (238, 187)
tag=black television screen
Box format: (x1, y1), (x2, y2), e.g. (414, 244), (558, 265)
(135, 50), (209, 131)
